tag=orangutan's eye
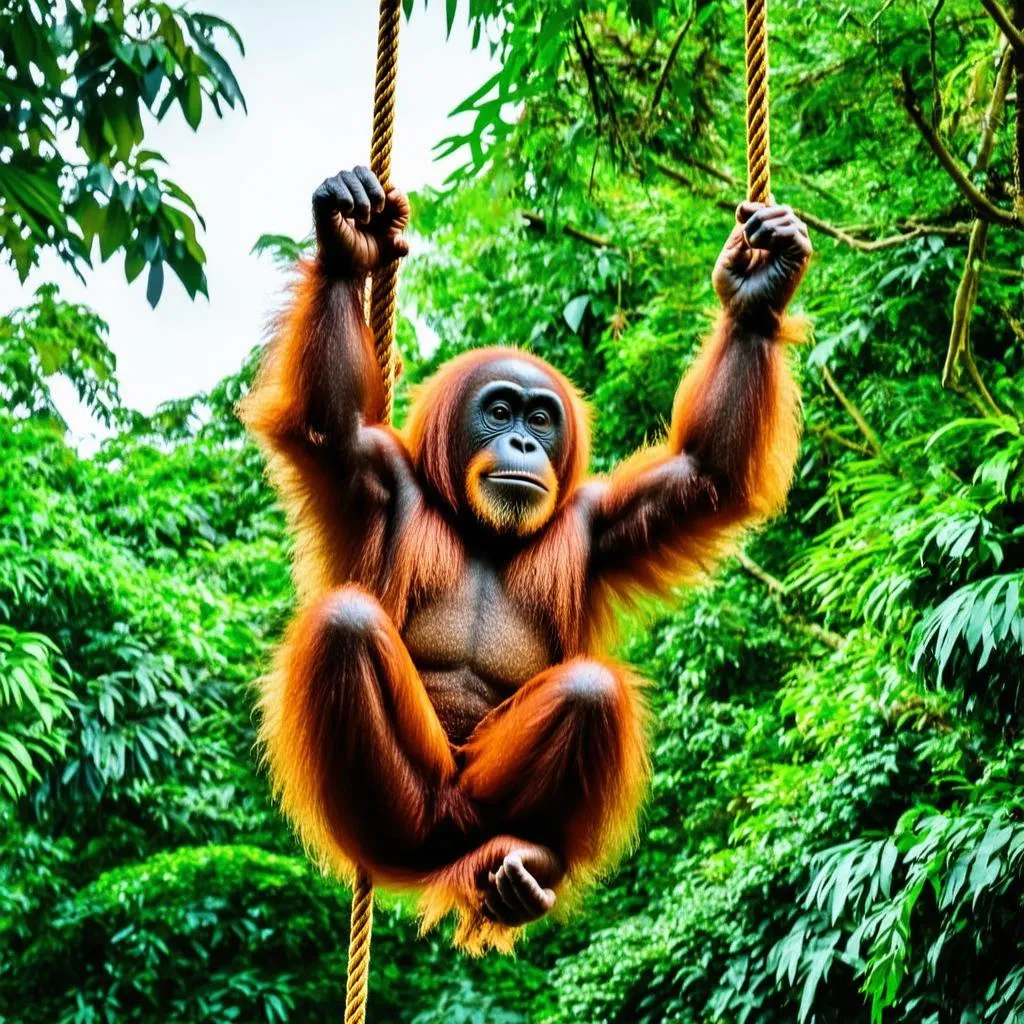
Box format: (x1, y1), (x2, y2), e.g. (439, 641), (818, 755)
(487, 402), (512, 425)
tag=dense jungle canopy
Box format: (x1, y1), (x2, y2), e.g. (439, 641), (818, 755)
(1, 0), (1023, 1021)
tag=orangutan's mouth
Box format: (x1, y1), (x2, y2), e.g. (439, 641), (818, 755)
(485, 472), (549, 493)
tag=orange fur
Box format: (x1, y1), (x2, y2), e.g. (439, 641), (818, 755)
(583, 313), (805, 642)
(241, 255), (803, 954)
(669, 313), (804, 519)
(239, 260), (387, 600)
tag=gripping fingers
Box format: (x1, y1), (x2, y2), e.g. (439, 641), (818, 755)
(742, 204), (791, 243)
(505, 855), (556, 919)
(340, 170), (371, 224)
(495, 863), (531, 921)
(745, 210), (811, 255)
(481, 854), (557, 926)
(481, 871), (514, 923)
(481, 874), (504, 923)
(763, 223), (812, 253)
(736, 200), (765, 223)
(313, 175), (354, 219)
(354, 165), (386, 214)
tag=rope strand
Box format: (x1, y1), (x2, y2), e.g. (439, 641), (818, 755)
(344, 867), (375, 1024)
(369, 0), (403, 421)
(344, 4), (402, 1021)
(745, 0), (771, 204)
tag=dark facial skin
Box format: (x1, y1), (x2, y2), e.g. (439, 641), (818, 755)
(460, 359), (567, 531)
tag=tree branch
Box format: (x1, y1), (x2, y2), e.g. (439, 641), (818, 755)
(519, 211), (614, 249)
(796, 212), (931, 252)
(899, 61), (1021, 229)
(1014, 0), (1024, 217)
(735, 552), (846, 650)
(821, 366), (882, 456)
(938, 37), (1014, 411)
(736, 551), (789, 594)
(675, 153), (738, 187)
(980, 0), (1024, 56)
(809, 424), (876, 456)
(928, 0), (947, 128)
(652, 159), (971, 252)
(942, 219), (1002, 414)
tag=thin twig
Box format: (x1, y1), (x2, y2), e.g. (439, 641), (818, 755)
(1001, 304), (1024, 341)
(676, 154), (738, 187)
(821, 365), (883, 456)
(735, 552), (846, 650)
(647, 11), (696, 121)
(928, 0), (946, 128)
(810, 424), (876, 457)
(868, 0), (898, 27)
(573, 16), (623, 163)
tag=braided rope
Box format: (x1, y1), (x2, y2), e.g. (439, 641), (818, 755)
(369, 0), (403, 421)
(343, 867), (375, 1024)
(745, 0), (771, 204)
(343, 4), (403, 1021)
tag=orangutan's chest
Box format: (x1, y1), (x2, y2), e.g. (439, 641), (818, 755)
(402, 558), (552, 690)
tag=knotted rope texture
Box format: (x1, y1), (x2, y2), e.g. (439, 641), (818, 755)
(745, 0), (771, 204)
(344, 3), (403, 1021)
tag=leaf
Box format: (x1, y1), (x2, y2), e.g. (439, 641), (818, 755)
(125, 245), (146, 283)
(0, 734), (34, 771)
(183, 77), (203, 129)
(141, 182), (162, 215)
(563, 294), (590, 333)
(147, 260), (165, 307)
(879, 840), (898, 899)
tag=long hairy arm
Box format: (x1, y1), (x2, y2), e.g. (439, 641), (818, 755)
(240, 260), (386, 465)
(239, 167), (410, 595)
(590, 203), (810, 601)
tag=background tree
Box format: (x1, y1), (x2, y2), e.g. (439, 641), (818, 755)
(0, 0), (245, 303)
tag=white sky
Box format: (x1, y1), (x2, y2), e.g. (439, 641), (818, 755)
(0, 0), (497, 440)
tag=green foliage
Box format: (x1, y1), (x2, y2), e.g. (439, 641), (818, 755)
(0, 283), (120, 428)
(0, 0), (245, 302)
(5, 844), (452, 1023)
(252, 232), (315, 267)
(0, 626), (71, 800)
(3, 0), (1024, 1021)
